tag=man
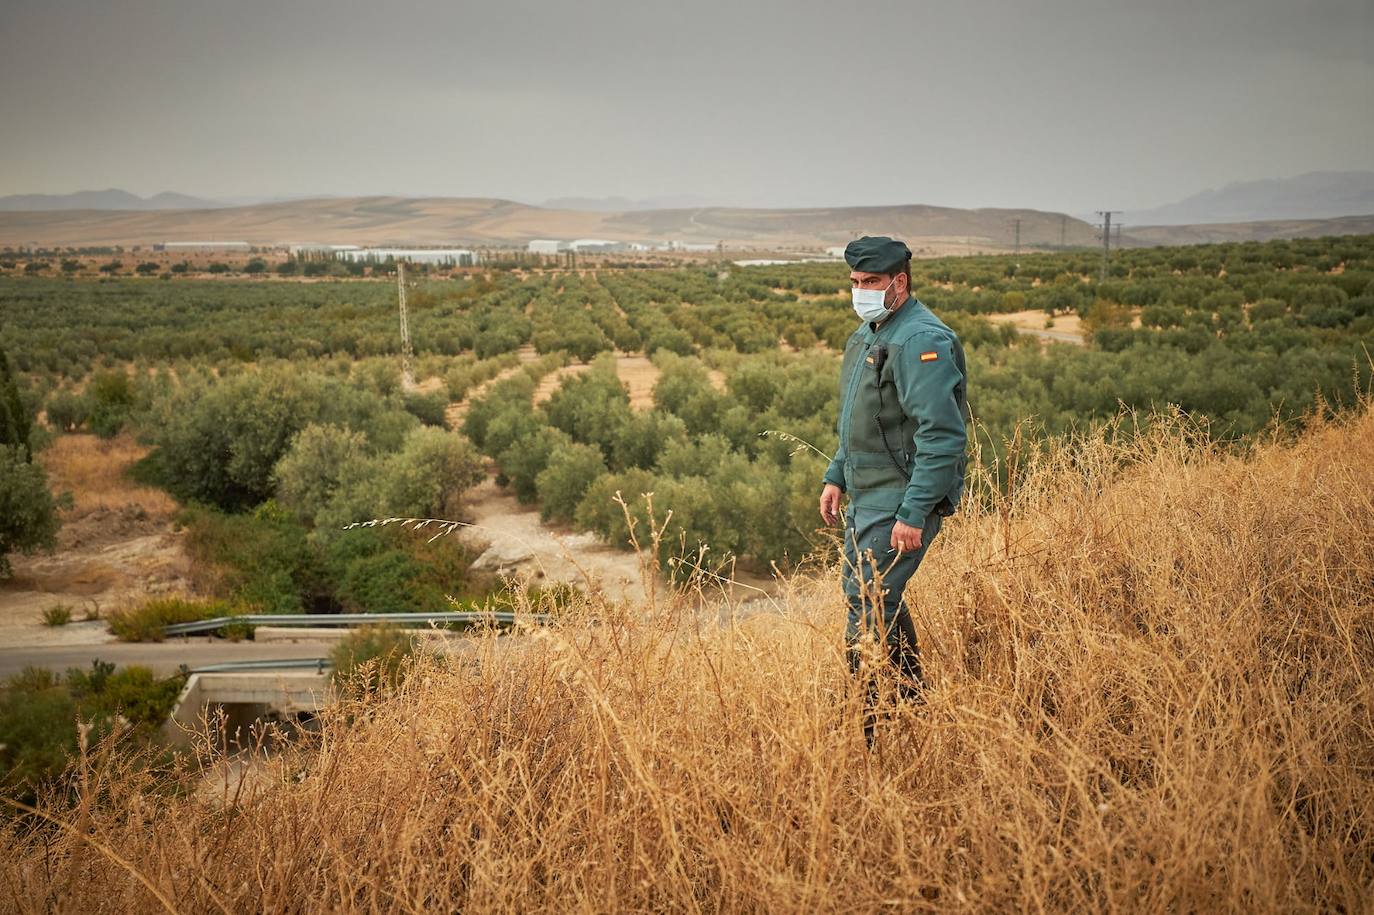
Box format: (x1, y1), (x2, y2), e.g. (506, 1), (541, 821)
(818, 236), (969, 741)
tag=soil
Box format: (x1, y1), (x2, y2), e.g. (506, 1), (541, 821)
(459, 478), (652, 605)
(0, 435), (191, 650)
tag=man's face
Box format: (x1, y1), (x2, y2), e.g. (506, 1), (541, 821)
(850, 270), (907, 308)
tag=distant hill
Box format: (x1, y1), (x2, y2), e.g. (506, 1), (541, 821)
(0, 196), (1100, 250)
(0, 189), (222, 211)
(1122, 213), (1374, 247)
(540, 194), (718, 212)
(1129, 171), (1374, 226)
(0, 193), (1367, 251)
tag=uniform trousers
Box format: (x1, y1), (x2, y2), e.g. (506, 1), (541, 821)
(841, 505), (943, 741)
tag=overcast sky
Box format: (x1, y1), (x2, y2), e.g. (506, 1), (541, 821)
(1, 0), (1371, 213)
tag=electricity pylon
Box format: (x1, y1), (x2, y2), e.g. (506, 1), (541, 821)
(397, 260), (414, 390)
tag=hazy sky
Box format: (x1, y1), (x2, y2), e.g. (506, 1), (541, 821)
(2, 0), (1371, 213)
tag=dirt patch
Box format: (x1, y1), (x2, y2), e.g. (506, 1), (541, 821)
(616, 354), (660, 409)
(0, 435), (191, 649)
(459, 478), (652, 604)
(988, 309), (1087, 345)
(41, 433), (178, 522)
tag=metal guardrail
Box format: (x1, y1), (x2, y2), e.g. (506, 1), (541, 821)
(189, 658), (331, 674)
(163, 611), (550, 638)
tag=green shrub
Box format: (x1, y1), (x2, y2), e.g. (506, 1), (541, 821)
(536, 442), (608, 523)
(330, 626), (417, 693)
(0, 661), (186, 803)
(44, 389), (90, 432)
(144, 367), (416, 511)
(0, 445), (61, 578)
(272, 424), (373, 526)
(402, 390), (449, 427)
(0, 668), (77, 800)
(0, 350), (32, 454)
(107, 597), (229, 642)
(41, 604), (72, 627)
(181, 503), (323, 614)
(86, 369), (135, 439)
(339, 550), (434, 614)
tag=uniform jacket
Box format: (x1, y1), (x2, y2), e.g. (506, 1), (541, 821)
(822, 296), (969, 527)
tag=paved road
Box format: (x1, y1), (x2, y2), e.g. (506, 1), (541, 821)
(0, 639), (331, 678)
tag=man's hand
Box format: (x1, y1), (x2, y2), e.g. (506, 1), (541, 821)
(890, 520), (923, 553)
(819, 484), (843, 527)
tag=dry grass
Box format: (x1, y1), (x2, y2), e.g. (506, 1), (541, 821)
(39, 433), (177, 521)
(3, 406), (1372, 913)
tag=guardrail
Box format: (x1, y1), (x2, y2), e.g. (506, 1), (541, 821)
(163, 611), (550, 638)
(189, 658), (331, 674)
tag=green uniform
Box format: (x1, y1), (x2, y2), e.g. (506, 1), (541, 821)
(823, 295), (968, 526)
(824, 295), (969, 717)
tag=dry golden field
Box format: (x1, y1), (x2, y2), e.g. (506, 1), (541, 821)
(2, 405), (1371, 913)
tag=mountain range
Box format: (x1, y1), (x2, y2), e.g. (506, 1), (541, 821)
(0, 189), (223, 212)
(1125, 170), (1374, 226)
(1, 172), (1371, 250)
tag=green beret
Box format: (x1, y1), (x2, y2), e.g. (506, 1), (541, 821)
(843, 236), (912, 274)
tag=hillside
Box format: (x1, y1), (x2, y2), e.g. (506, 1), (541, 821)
(1129, 170), (1374, 225)
(0, 195), (1098, 250)
(4, 193), (1370, 251)
(1122, 213), (1374, 246)
(3, 404), (1370, 912)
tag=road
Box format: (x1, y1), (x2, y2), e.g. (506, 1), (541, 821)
(0, 639), (331, 678)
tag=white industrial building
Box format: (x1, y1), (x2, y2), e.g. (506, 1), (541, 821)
(528, 239), (568, 254)
(159, 241), (252, 251)
(288, 244), (476, 265)
(335, 248), (477, 266)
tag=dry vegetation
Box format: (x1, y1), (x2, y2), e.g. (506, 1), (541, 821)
(2, 405), (1371, 913)
(39, 434), (177, 521)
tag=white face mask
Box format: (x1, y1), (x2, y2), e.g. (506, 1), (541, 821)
(852, 277), (897, 322)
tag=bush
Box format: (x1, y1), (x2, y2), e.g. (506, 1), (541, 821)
(144, 367), (416, 511)
(536, 442), (608, 523)
(0, 661), (186, 802)
(272, 424), (373, 526)
(0, 668), (77, 800)
(402, 390), (449, 427)
(330, 626), (417, 693)
(44, 389), (90, 432)
(0, 445), (61, 578)
(181, 502), (323, 614)
(0, 350), (32, 454)
(41, 604), (72, 627)
(107, 597), (229, 642)
(337, 550), (437, 614)
(86, 369), (135, 439)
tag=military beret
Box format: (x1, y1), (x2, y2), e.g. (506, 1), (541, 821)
(843, 236), (912, 274)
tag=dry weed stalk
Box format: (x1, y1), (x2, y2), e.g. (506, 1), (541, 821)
(2, 406), (1372, 912)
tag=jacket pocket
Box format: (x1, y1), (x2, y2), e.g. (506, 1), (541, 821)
(847, 450), (910, 493)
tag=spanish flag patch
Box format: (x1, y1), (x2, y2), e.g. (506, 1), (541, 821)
(920, 351), (939, 362)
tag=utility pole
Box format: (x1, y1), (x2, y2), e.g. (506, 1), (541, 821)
(1059, 214), (1067, 248)
(1096, 211), (1121, 282)
(396, 261), (414, 390)
(1011, 218), (1021, 256)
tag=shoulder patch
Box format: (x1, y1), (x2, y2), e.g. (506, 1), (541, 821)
(920, 351), (939, 362)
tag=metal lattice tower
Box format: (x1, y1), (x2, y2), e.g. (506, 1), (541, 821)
(1096, 211), (1122, 282)
(396, 261), (414, 390)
